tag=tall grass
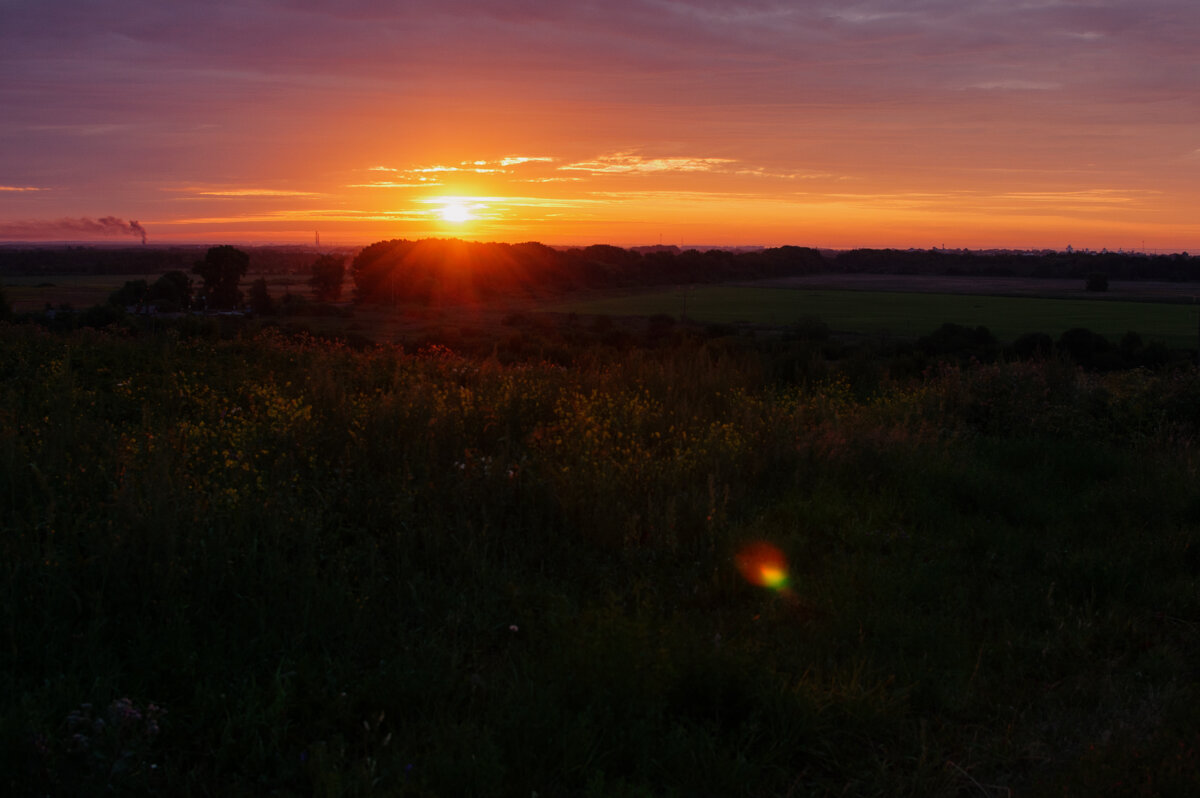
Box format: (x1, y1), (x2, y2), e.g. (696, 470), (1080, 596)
(2, 324), (1199, 795)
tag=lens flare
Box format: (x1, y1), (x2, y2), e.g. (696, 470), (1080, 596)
(735, 541), (790, 592)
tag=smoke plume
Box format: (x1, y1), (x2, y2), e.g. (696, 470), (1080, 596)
(0, 216), (148, 244)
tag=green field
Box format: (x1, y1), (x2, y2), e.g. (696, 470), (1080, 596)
(1, 274), (157, 312)
(555, 286), (1200, 348)
(9, 274), (1200, 350)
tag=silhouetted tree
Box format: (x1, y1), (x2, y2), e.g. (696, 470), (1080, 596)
(309, 254), (346, 302)
(248, 278), (274, 315)
(919, 323), (999, 362)
(107, 280), (149, 308)
(1119, 331), (1144, 354)
(1058, 327), (1111, 365)
(193, 245), (248, 309)
(0, 283), (11, 321)
(148, 270), (192, 311)
(1011, 332), (1054, 360)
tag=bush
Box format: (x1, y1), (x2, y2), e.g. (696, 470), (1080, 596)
(1010, 332), (1054, 360)
(107, 280), (149, 308)
(918, 322), (998, 362)
(79, 304), (126, 329)
(1058, 327), (1111, 365)
(149, 271), (192, 310)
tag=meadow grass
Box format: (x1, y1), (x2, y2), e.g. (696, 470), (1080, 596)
(1, 274), (160, 313)
(2, 324), (1199, 795)
(553, 286), (1200, 348)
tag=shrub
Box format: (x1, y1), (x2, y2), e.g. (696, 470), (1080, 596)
(1010, 331), (1054, 360)
(107, 280), (149, 308)
(1058, 327), (1111, 365)
(918, 322), (998, 362)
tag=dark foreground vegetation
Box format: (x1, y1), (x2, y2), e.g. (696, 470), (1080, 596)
(3, 318), (1200, 796)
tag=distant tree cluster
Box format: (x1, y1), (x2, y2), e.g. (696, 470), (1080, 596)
(832, 248), (1199, 281)
(308, 254), (346, 302)
(350, 239), (1200, 307)
(351, 238), (826, 304)
(910, 322), (1174, 371)
(0, 246), (334, 277)
(108, 271), (194, 312)
(192, 245), (249, 309)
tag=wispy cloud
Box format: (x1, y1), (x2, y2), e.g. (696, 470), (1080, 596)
(0, 186), (46, 192)
(26, 123), (132, 136)
(996, 189), (1147, 204)
(734, 168), (835, 180)
(188, 188), (321, 198)
(348, 181), (440, 189)
(172, 209), (434, 224)
(366, 156), (554, 179)
(968, 80), (1062, 91)
(417, 195), (601, 209)
(559, 153), (737, 175)
(587, 190), (779, 204)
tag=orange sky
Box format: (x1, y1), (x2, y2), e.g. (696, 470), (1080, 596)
(3, 1), (1199, 251)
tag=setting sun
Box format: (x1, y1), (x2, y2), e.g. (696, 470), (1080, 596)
(440, 201), (473, 223)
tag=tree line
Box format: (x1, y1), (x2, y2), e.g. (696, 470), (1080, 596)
(831, 248), (1198, 280)
(101, 247), (346, 312)
(350, 239), (827, 304)
(6, 241), (1197, 290)
(0, 246), (329, 277)
(351, 239), (1200, 305)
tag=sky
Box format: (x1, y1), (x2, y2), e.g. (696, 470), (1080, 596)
(2, 0), (1199, 251)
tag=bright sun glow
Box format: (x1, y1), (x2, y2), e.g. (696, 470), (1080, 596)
(440, 201), (472, 223)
